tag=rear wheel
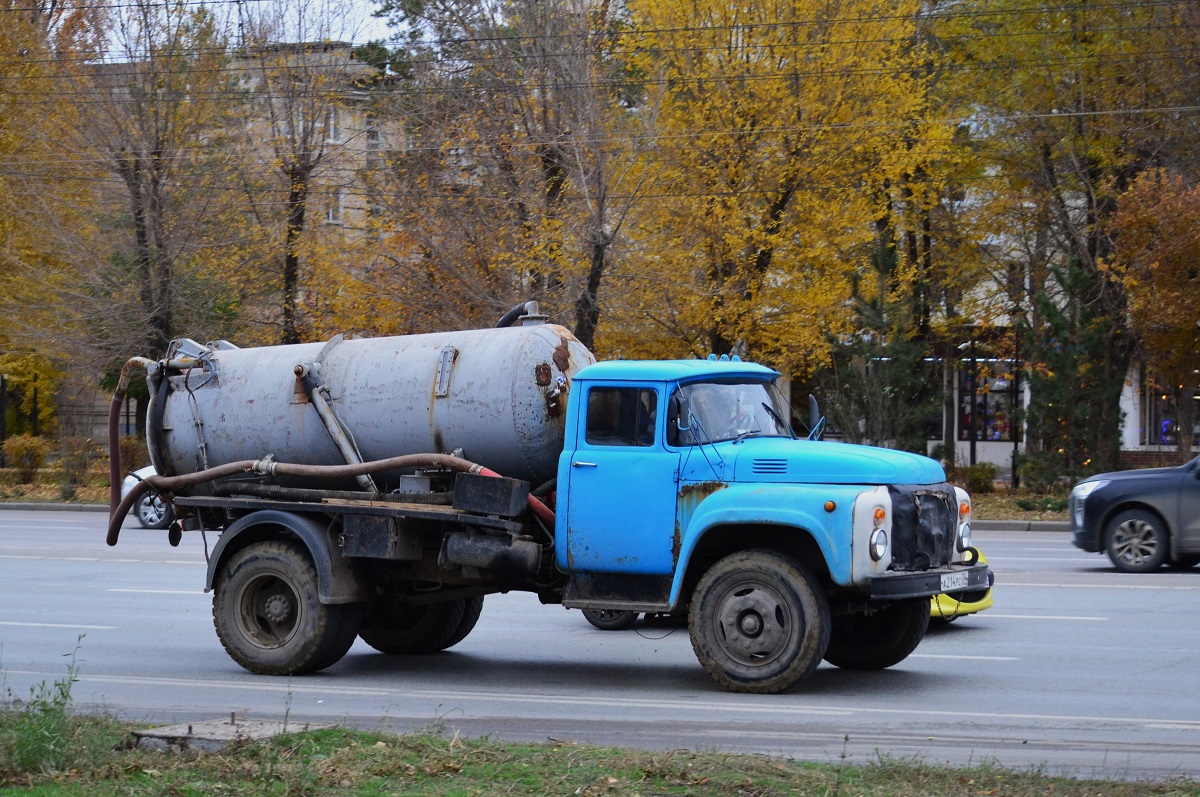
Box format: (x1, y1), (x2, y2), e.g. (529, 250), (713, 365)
(213, 540), (361, 675)
(823, 599), (929, 670)
(359, 595), (479, 654)
(1106, 509), (1168, 573)
(582, 609), (639, 631)
(689, 550), (830, 694)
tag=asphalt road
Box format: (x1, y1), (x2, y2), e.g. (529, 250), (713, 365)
(2, 509), (1198, 781)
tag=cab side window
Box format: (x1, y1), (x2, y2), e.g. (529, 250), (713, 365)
(585, 387), (658, 447)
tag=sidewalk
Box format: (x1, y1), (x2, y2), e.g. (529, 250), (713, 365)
(0, 501), (1072, 531)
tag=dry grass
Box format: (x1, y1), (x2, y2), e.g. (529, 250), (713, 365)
(3, 723), (1198, 796)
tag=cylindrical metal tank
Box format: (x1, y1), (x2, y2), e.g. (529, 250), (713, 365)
(148, 322), (594, 489)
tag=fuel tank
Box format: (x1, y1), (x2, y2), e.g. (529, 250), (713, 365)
(148, 321), (594, 489)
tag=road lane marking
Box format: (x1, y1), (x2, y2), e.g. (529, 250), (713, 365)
(983, 614), (1107, 621)
(0, 621), (117, 630)
(989, 557), (1097, 562)
(1002, 582), (1200, 591)
(10, 670), (1200, 732)
(0, 555), (198, 565)
(909, 654), (1020, 660)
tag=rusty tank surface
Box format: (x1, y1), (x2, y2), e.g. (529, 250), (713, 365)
(147, 317), (594, 490)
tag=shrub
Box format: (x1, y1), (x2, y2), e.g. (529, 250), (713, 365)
(58, 437), (97, 487)
(1015, 496), (1069, 512)
(118, 435), (149, 473)
(964, 462), (999, 494)
(1, 435), (51, 484)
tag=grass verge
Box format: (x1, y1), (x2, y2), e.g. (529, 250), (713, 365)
(3, 721), (1200, 796)
(2, 670), (1197, 797)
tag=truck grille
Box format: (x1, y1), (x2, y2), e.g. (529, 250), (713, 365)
(887, 484), (957, 570)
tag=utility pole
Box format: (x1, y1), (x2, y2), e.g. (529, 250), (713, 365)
(0, 374), (7, 467)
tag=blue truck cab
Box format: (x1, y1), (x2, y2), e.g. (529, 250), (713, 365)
(555, 357), (988, 692)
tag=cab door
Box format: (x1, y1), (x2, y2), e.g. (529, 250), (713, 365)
(564, 385), (679, 574)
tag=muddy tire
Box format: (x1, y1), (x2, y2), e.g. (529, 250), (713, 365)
(689, 550), (830, 694)
(359, 596), (479, 654)
(441, 596), (485, 649)
(213, 540), (361, 675)
(823, 598), (929, 670)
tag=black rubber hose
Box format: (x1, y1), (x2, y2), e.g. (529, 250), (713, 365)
(495, 301), (535, 328)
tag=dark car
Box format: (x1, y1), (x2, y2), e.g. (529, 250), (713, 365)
(1070, 458), (1200, 572)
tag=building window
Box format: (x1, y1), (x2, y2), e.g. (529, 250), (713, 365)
(325, 187), (343, 224)
(960, 363), (1018, 442)
(1142, 379), (1200, 447)
(325, 108), (342, 143)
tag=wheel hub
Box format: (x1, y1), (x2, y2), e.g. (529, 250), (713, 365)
(737, 611), (763, 636)
(263, 593), (292, 624)
(718, 587), (789, 656)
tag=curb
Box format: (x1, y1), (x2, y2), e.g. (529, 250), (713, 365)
(0, 502), (109, 512)
(0, 502), (1073, 530)
(973, 519), (1070, 532)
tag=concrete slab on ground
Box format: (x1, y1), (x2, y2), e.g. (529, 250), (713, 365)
(132, 716), (330, 752)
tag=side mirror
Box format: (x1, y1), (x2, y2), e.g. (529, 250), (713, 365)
(668, 392), (690, 446)
(807, 394), (826, 441)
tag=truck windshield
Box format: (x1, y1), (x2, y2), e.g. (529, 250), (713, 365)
(678, 380), (793, 444)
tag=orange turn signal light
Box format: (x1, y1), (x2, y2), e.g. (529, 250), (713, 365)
(873, 506), (886, 521)
(959, 501), (971, 517)
(824, 501), (837, 512)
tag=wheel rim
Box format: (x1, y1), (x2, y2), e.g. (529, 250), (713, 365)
(1112, 519), (1159, 566)
(710, 581), (798, 667)
(234, 571), (303, 649)
(139, 495), (166, 525)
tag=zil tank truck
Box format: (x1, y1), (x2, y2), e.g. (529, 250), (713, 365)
(106, 302), (988, 693)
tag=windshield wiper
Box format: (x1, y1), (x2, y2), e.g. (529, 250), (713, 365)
(761, 403), (795, 438)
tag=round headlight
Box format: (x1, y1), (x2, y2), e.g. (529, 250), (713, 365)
(957, 521), (972, 552)
(869, 528), (889, 561)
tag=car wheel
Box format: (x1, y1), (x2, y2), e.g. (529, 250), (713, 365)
(1105, 509), (1169, 573)
(136, 492), (174, 529)
(582, 609), (639, 630)
(689, 550), (830, 694)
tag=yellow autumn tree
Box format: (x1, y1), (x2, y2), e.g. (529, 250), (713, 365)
(607, 0), (953, 378)
(356, 0), (650, 343)
(0, 0), (97, 433)
(934, 0), (1200, 473)
(1110, 171), (1200, 463)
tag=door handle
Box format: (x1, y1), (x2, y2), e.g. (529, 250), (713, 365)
(573, 461), (597, 468)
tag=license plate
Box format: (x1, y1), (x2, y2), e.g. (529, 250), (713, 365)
(940, 571), (970, 592)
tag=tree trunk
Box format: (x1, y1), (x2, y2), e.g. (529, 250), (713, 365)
(282, 172), (308, 345)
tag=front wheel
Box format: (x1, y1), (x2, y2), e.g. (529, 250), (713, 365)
(689, 550), (830, 694)
(582, 609), (639, 631)
(212, 540), (361, 675)
(823, 599), (929, 670)
(1106, 509), (1168, 573)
